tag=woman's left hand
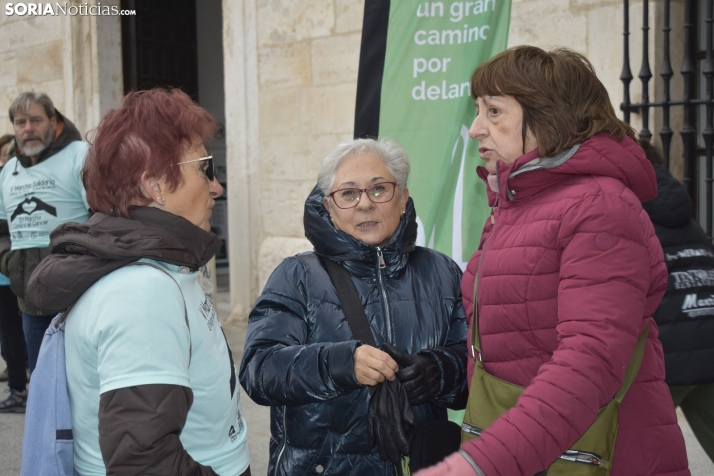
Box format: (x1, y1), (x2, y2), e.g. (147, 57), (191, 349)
(414, 451), (480, 476)
(383, 343), (440, 404)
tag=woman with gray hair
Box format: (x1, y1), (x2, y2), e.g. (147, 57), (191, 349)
(240, 138), (468, 475)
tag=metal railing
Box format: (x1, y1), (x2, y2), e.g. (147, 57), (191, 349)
(621, 0), (714, 237)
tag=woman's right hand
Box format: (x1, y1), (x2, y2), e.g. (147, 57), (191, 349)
(353, 345), (398, 386)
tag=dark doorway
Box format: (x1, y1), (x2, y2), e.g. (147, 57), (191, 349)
(120, 0), (229, 279)
(121, 0), (199, 98)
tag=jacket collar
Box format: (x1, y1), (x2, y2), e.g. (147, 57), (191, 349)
(478, 134), (656, 207)
(303, 185), (417, 278)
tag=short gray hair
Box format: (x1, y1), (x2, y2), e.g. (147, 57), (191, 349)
(9, 92), (55, 122)
(317, 138), (411, 196)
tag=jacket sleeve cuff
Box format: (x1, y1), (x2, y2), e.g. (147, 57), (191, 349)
(459, 450), (486, 476)
(328, 340), (362, 390)
(419, 345), (468, 407)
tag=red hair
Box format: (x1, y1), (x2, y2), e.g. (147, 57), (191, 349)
(83, 88), (218, 216)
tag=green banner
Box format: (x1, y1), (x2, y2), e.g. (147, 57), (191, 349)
(378, 0), (511, 267)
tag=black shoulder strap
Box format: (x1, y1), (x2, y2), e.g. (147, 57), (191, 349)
(319, 256), (377, 348)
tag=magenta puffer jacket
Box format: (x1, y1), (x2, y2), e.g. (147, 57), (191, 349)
(461, 133), (690, 476)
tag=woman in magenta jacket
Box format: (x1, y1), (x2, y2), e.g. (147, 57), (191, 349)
(416, 46), (690, 476)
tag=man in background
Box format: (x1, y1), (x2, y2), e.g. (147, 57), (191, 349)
(0, 92), (89, 412)
(641, 141), (714, 464)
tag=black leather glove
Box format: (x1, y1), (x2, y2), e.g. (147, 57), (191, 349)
(383, 343), (440, 405)
(367, 378), (415, 463)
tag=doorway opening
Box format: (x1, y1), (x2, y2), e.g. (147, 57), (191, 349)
(121, 0), (229, 287)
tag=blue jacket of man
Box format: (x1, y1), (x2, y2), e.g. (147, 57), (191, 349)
(239, 186), (468, 476)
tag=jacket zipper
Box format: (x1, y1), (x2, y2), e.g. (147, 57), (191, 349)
(375, 247), (393, 343)
(558, 449), (603, 467)
(472, 198), (498, 360)
(461, 422), (483, 436)
(273, 406), (287, 476)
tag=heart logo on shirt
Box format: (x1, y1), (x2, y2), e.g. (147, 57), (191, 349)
(10, 197), (57, 221)
(22, 201), (37, 213)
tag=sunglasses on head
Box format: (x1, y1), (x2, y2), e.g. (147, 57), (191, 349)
(176, 155), (215, 181)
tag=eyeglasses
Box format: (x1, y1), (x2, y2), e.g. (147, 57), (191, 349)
(176, 155), (215, 181)
(329, 181), (397, 209)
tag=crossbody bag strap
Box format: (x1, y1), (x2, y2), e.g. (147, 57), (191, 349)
(320, 256), (409, 472)
(125, 261), (192, 367)
(319, 255), (377, 348)
(614, 324), (649, 403)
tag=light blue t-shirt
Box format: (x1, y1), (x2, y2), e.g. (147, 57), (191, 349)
(65, 259), (249, 476)
(0, 141), (90, 249)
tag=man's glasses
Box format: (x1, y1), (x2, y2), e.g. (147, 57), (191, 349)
(329, 182), (397, 209)
(176, 155), (215, 181)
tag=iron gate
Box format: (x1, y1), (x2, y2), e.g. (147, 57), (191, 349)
(621, 0), (714, 237)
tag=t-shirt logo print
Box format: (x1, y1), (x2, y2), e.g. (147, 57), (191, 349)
(199, 296), (216, 331)
(228, 425), (237, 443)
(10, 196), (57, 221)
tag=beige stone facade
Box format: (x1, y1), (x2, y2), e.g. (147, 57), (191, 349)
(0, 0), (681, 319)
(0, 0), (123, 137)
(225, 0), (364, 318)
(228, 0), (669, 320)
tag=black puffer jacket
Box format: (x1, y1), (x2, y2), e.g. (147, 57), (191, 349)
(239, 186), (468, 476)
(643, 163), (714, 384)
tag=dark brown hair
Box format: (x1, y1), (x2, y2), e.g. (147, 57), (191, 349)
(0, 134), (14, 150)
(82, 88), (217, 217)
(639, 140), (664, 165)
(471, 46), (636, 157)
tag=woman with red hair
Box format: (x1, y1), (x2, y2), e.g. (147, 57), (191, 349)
(27, 89), (250, 476)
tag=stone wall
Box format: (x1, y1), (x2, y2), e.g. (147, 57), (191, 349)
(0, 0), (122, 137)
(0, 13), (67, 133)
(224, 0), (365, 319)
(256, 0), (363, 238)
(509, 0), (685, 179)
(508, 0), (652, 139)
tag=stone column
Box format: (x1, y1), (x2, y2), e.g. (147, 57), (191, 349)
(223, 0), (261, 321)
(63, 0), (123, 136)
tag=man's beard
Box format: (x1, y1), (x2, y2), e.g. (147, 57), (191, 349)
(20, 126), (54, 157)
